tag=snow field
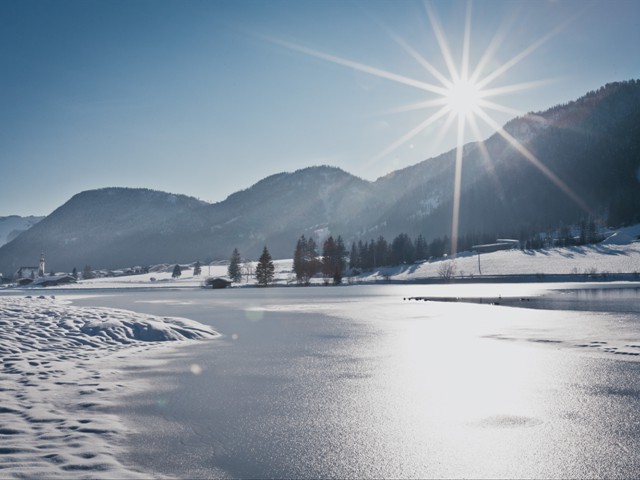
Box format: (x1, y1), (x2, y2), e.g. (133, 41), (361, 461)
(387, 241), (640, 281)
(0, 296), (218, 479)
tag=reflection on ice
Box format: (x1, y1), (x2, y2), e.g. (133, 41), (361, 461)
(52, 284), (640, 478)
(244, 306), (264, 322)
(383, 305), (543, 424)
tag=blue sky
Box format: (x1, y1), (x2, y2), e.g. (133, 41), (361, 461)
(1, 0), (638, 216)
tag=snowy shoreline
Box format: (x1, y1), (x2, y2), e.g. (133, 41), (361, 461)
(0, 296), (218, 479)
(3, 226), (639, 291)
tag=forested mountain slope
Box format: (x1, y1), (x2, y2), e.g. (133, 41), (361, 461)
(1, 80), (638, 272)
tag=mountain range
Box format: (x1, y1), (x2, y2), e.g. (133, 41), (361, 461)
(1, 80), (639, 274)
(0, 216), (44, 248)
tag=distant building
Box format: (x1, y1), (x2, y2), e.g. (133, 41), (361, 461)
(39, 252), (46, 277)
(471, 239), (519, 253)
(33, 275), (76, 287)
(204, 277), (231, 289)
(15, 252), (47, 280)
(15, 266), (39, 280)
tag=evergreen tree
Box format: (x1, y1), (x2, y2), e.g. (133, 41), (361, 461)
(228, 248), (243, 283)
(374, 236), (389, 267)
(193, 261), (202, 276)
(558, 225), (572, 247)
(72, 267), (78, 280)
(578, 220), (587, 245)
(362, 240), (375, 270)
(336, 236), (347, 268)
(293, 235), (306, 283)
(172, 264), (182, 278)
(322, 235), (347, 284)
(414, 234), (428, 261)
(429, 237), (445, 258)
(587, 219), (598, 244)
(255, 246), (275, 286)
(390, 233), (415, 265)
(306, 237), (320, 279)
(82, 265), (94, 280)
(322, 236), (337, 278)
(292, 235), (320, 285)
(349, 242), (360, 271)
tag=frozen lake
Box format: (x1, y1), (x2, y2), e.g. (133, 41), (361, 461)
(65, 284), (640, 478)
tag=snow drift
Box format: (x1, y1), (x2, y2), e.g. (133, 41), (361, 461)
(0, 296), (218, 479)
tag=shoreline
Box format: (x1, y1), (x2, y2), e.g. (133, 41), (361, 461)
(0, 296), (218, 479)
(2, 273), (640, 293)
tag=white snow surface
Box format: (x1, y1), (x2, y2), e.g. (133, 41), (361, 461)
(32, 225), (640, 290)
(386, 241), (640, 281)
(0, 295), (218, 479)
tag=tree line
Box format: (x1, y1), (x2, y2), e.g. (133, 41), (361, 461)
(221, 218), (607, 287)
(223, 231), (510, 287)
(290, 232), (490, 285)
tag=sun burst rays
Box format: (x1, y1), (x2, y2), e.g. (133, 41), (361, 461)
(263, 0), (588, 256)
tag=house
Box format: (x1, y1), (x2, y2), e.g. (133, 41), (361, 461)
(204, 277), (232, 289)
(15, 266), (40, 280)
(32, 275), (76, 287)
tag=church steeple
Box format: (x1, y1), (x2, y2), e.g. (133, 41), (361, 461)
(38, 252), (45, 277)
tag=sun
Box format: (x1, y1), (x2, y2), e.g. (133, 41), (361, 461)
(444, 77), (482, 117)
(264, 1), (585, 256)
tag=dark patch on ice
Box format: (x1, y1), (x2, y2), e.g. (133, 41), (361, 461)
(62, 463), (110, 472)
(0, 428), (23, 435)
(336, 372), (373, 380)
(75, 452), (98, 459)
(0, 447), (32, 454)
(78, 427), (115, 434)
(589, 385), (640, 398)
(477, 414), (542, 428)
(0, 406), (20, 414)
(42, 453), (65, 463)
(483, 334), (516, 342)
(485, 334), (564, 346)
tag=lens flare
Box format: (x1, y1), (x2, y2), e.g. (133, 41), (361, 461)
(445, 78), (482, 117)
(264, 0), (587, 256)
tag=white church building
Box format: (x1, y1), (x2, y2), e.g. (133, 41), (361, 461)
(15, 253), (46, 279)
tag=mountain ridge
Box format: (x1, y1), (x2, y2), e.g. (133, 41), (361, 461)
(0, 215), (45, 249)
(1, 80), (638, 273)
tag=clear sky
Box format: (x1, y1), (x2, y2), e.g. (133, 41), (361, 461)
(1, 0), (638, 216)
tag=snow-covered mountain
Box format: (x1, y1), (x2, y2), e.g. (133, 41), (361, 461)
(0, 215), (44, 247)
(1, 80), (639, 273)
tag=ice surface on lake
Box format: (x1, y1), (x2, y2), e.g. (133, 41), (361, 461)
(96, 286), (640, 479)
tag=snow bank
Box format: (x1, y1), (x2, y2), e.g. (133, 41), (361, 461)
(7, 226), (639, 291)
(348, 239), (640, 284)
(398, 241), (640, 279)
(601, 224), (640, 246)
(0, 296), (218, 479)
